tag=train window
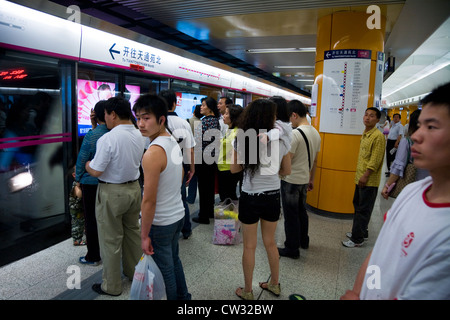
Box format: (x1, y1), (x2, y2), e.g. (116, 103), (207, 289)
(171, 79), (222, 102)
(124, 75), (164, 109)
(0, 50), (66, 262)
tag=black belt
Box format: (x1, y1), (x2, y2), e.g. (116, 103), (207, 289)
(98, 179), (138, 185)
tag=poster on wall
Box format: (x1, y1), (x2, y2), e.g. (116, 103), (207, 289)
(77, 80), (116, 136)
(319, 50), (372, 135)
(175, 92), (207, 120)
(77, 80), (141, 136)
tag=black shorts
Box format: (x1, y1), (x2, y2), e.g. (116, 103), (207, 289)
(238, 190), (281, 224)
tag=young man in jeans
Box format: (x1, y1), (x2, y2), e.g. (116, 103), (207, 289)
(279, 100), (321, 259)
(343, 107), (385, 248)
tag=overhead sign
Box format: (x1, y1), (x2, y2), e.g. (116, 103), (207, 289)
(320, 49), (372, 135)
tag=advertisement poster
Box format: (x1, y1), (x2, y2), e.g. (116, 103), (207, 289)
(77, 80), (141, 136)
(319, 50), (372, 135)
(175, 92), (207, 120)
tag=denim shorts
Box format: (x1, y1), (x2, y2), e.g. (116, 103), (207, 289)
(238, 190), (281, 224)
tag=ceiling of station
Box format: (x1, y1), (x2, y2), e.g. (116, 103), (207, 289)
(44, 0), (450, 101)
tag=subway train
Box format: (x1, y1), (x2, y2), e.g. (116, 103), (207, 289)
(0, 0), (310, 265)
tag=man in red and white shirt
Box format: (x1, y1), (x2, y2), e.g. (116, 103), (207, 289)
(341, 82), (450, 300)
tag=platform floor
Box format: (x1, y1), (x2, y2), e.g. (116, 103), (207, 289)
(0, 165), (394, 301)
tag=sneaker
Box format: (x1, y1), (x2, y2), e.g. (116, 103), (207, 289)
(346, 232), (368, 241)
(342, 239), (364, 248)
(79, 256), (101, 266)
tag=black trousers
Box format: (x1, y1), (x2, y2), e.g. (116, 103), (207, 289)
(217, 169), (242, 202)
(280, 180), (309, 253)
(386, 139), (397, 171)
(81, 183), (101, 262)
(351, 184), (378, 244)
(195, 163), (217, 221)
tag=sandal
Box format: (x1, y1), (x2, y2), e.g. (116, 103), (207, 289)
(259, 282), (281, 296)
(235, 287), (254, 300)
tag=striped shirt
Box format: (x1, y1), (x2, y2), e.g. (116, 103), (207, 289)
(354, 126), (385, 187)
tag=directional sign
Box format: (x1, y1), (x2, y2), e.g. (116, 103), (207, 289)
(109, 43), (120, 60)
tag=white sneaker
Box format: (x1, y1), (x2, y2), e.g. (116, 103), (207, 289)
(342, 239), (364, 248)
(346, 232), (368, 241)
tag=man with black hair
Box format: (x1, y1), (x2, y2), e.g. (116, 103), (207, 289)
(85, 97), (145, 296)
(342, 82), (450, 300)
(278, 100), (321, 259)
(343, 107), (385, 248)
(386, 113), (403, 175)
(159, 89), (196, 239)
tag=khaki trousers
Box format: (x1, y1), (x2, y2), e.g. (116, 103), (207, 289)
(95, 181), (142, 295)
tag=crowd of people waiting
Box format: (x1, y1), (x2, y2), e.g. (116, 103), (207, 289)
(72, 82), (450, 300)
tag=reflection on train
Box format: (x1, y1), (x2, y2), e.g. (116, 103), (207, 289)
(0, 1), (310, 266)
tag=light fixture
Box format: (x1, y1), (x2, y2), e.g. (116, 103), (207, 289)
(274, 66), (315, 69)
(246, 48), (316, 53)
(9, 171), (33, 192)
(295, 79), (314, 82)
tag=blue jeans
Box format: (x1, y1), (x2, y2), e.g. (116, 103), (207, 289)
(149, 218), (191, 300)
(181, 165), (192, 237)
(280, 180), (309, 253)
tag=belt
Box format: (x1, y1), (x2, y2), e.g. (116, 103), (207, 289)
(242, 189), (280, 196)
(98, 179), (138, 185)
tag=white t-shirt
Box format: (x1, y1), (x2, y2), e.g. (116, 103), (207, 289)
(89, 124), (145, 183)
(239, 135), (290, 194)
(167, 114), (196, 164)
(148, 135), (185, 226)
(360, 176), (450, 300)
(283, 124), (321, 185)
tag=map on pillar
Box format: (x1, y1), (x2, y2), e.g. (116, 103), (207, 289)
(320, 50), (372, 135)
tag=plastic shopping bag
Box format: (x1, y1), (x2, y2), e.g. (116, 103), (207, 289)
(213, 219), (242, 245)
(213, 200), (241, 245)
(129, 254), (167, 300)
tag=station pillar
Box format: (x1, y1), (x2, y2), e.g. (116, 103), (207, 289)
(307, 11), (386, 215)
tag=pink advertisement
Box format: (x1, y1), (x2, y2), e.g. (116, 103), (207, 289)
(77, 80), (140, 135)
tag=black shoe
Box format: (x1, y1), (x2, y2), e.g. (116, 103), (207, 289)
(192, 216), (210, 224)
(183, 231), (192, 239)
(92, 283), (121, 296)
(278, 247), (300, 259)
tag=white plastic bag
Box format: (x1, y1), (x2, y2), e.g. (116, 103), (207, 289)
(129, 254), (167, 300)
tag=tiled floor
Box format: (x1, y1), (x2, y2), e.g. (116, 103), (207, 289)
(0, 165), (394, 301)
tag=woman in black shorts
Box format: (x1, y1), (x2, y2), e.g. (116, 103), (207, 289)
(231, 99), (291, 300)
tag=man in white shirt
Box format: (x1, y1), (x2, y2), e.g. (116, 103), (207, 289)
(341, 82), (450, 300)
(386, 113), (403, 175)
(85, 97), (145, 296)
(278, 100), (321, 259)
(218, 96), (231, 137)
(159, 90), (196, 239)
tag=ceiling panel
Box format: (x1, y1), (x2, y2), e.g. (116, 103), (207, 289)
(41, 0), (449, 100)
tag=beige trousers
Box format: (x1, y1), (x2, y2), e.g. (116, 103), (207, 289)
(95, 181), (142, 295)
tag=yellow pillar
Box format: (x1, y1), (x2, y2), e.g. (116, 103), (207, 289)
(307, 11), (386, 214)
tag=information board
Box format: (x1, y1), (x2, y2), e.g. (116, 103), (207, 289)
(319, 50), (372, 135)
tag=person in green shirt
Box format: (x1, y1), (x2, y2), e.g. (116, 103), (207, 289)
(343, 107), (385, 248)
(217, 104), (243, 202)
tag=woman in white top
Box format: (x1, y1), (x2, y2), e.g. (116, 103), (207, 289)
(133, 94), (191, 300)
(231, 99), (291, 300)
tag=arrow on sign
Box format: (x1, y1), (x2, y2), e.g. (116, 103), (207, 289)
(109, 43), (120, 60)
